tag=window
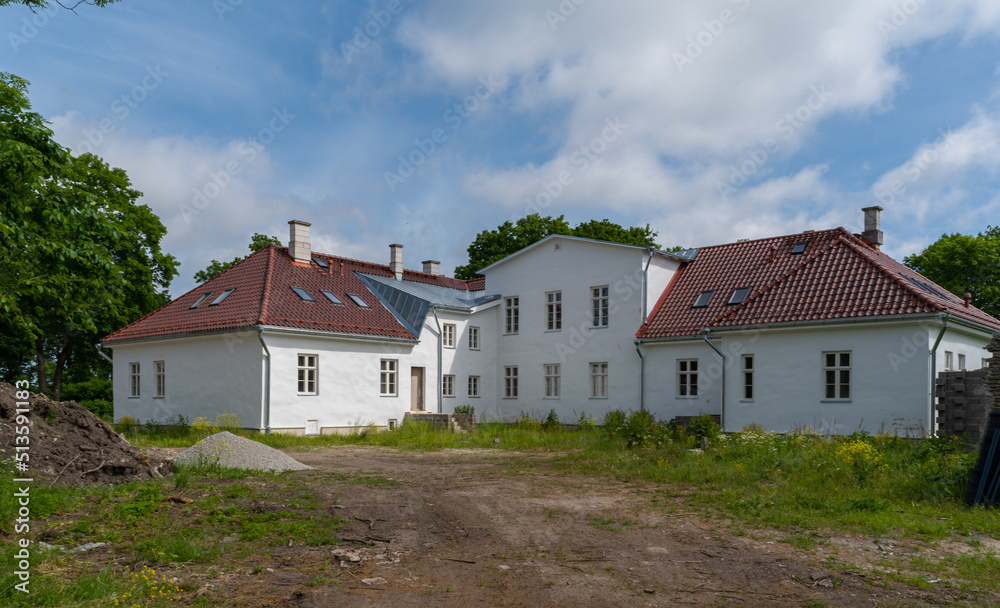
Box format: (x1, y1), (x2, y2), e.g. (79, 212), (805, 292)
(129, 362), (140, 397)
(545, 364), (560, 398)
(468, 375), (480, 398)
(442, 374), (455, 397)
(742, 355), (753, 400)
(546, 291), (562, 331)
(984, 358), (992, 369)
(592, 286), (609, 327)
(678, 359), (698, 397)
(727, 287), (751, 305)
(791, 241), (808, 255)
(380, 359), (397, 396)
(442, 324), (456, 348)
(209, 289), (235, 306)
(505, 297), (519, 334)
(693, 290), (715, 308)
(321, 290), (344, 305)
(504, 366), (518, 398)
(590, 362), (608, 398)
(312, 257), (329, 269)
(944, 351), (954, 371)
(468, 326), (480, 350)
(347, 293), (370, 308)
(823, 351), (851, 400)
(190, 292), (212, 309)
(291, 286), (315, 302)
(297, 354), (318, 394)
(154, 361), (165, 398)
(958, 354), (966, 371)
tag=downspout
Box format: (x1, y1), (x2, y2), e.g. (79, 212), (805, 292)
(634, 340), (645, 412)
(928, 314), (949, 438)
(257, 329), (271, 434)
(96, 343), (113, 364)
(431, 306), (443, 414)
(701, 328), (726, 431)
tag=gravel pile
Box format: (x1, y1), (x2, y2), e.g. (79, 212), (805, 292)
(172, 431), (312, 472)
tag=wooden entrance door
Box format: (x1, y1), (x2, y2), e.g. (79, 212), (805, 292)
(410, 367), (425, 411)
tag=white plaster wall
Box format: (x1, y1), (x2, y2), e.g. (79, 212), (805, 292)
(642, 340), (724, 422)
(936, 325), (993, 372)
(483, 237), (679, 422)
(110, 332), (263, 427)
(436, 306), (499, 419)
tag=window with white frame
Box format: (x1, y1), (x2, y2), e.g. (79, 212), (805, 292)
(442, 323), (456, 348)
(823, 351), (851, 399)
(591, 286), (609, 327)
(504, 366), (518, 398)
(297, 354), (318, 394)
(129, 362), (140, 397)
(985, 358), (992, 369)
(442, 374), (455, 397)
(544, 364), (560, 398)
(154, 361), (165, 398)
(468, 375), (480, 398)
(505, 297), (519, 334)
(590, 362), (609, 398)
(546, 291), (562, 331)
(380, 359), (398, 396)
(742, 354), (753, 400)
(677, 359), (698, 397)
(958, 353), (966, 371)
(944, 351), (954, 371)
(468, 326), (480, 350)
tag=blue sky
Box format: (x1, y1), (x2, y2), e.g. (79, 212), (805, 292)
(5, 0), (1000, 296)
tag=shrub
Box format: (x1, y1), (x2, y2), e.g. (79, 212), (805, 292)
(516, 413), (543, 431)
(454, 404), (475, 415)
(543, 409), (561, 431)
(602, 409), (627, 439)
(622, 410), (663, 448)
(80, 398), (113, 420)
(114, 416), (140, 434)
(577, 411), (597, 430)
(688, 413), (721, 440)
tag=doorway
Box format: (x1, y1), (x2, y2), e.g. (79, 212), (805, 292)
(410, 367), (425, 411)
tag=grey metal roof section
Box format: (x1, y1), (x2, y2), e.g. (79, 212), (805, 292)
(665, 248), (698, 261)
(358, 274), (500, 337)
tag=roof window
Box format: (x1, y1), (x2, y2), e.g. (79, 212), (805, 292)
(321, 290), (344, 305)
(902, 274), (947, 299)
(693, 290), (715, 308)
(347, 293), (370, 308)
(313, 257), (329, 269)
(727, 287), (751, 305)
(209, 289), (235, 306)
(190, 292), (213, 309)
(291, 286), (316, 302)
(790, 241), (808, 255)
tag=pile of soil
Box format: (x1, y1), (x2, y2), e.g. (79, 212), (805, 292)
(0, 382), (170, 485)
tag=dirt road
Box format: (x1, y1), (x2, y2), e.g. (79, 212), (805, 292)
(204, 446), (986, 607)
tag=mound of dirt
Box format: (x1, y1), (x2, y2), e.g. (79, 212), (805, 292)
(0, 382), (170, 486)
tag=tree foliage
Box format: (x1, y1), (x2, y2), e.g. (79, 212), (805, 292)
(0, 73), (178, 399)
(193, 233), (281, 283)
(0, 0), (121, 9)
(453, 214), (665, 279)
(903, 226), (1000, 319)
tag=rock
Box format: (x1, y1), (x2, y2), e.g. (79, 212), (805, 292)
(497, 565), (510, 571)
(361, 577), (387, 585)
(38, 542), (65, 552)
(68, 542), (107, 553)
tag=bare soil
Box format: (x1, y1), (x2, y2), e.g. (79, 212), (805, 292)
(155, 446), (992, 607)
(0, 383), (169, 485)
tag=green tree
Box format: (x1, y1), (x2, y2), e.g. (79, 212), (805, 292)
(0, 0), (121, 8)
(193, 233), (281, 283)
(454, 214), (666, 279)
(0, 73), (178, 399)
(903, 226), (1000, 319)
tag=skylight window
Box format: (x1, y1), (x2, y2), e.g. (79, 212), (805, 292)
(790, 241), (808, 255)
(321, 290), (344, 305)
(291, 286), (315, 302)
(190, 292), (213, 309)
(727, 287), (751, 305)
(347, 293), (370, 308)
(902, 274), (947, 299)
(693, 290), (715, 308)
(209, 289), (235, 306)
(313, 257), (329, 269)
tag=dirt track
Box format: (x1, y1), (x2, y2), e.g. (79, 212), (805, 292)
(202, 446), (989, 607)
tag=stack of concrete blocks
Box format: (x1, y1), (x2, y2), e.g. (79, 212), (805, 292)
(935, 332), (1000, 449)
(401, 412), (476, 432)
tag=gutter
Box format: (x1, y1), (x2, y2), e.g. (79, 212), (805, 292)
(635, 340), (645, 412)
(928, 314), (949, 437)
(257, 329), (271, 434)
(701, 328), (726, 431)
(431, 306), (443, 414)
(96, 343), (113, 364)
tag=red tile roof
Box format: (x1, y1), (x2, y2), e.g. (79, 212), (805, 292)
(102, 246), (484, 343)
(639, 228), (1000, 339)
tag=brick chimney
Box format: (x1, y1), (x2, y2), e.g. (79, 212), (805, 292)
(390, 244), (403, 279)
(422, 260), (440, 276)
(288, 220), (311, 264)
(861, 206), (883, 248)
